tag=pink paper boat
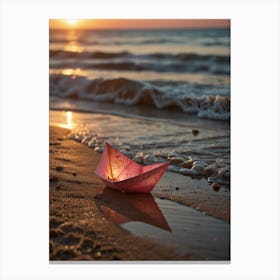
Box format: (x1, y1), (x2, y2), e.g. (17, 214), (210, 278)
(95, 143), (169, 193)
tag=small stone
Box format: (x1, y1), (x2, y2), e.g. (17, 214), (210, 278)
(211, 182), (221, 192)
(191, 163), (204, 173)
(96, 251), (102, 257)
(94, 147), (103, 153)
(217, 168), (230, 180)
(124, 145), (131, 151)
(204, 165), (217, 175)
(55, 166), (64, 172)
(192, 129), (199, 136)
(170, 157), (185, 165)
(49, 176), (58, 182)
(180, 167), (198, 176)
(56, 183), (63, 190)
(72, 172), (77, 176)
(181, 159), (193, 169)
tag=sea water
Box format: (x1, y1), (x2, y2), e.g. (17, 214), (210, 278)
(50, 27), (230, 188)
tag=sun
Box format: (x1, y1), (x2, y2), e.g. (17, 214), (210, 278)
(64, 19), (79, 26)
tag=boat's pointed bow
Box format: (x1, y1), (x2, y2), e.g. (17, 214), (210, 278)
(142, 161), (170, 174)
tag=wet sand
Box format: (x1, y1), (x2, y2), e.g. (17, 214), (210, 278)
(49, 125), (230, 261)
(153, 173), (230, 222)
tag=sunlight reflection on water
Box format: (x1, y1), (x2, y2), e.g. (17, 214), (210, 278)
(57, 111), (76, 129)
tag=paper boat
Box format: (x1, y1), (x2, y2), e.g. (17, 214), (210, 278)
(95, 143), (169, 193)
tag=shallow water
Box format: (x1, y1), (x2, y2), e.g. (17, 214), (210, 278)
(50, 109), (230, 188)
(123, 199), (230, 260)
(95, 187), (230, 260)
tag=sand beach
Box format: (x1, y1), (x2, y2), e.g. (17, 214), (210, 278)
(50, 125), (230, 261)
(50, 126), (196, 260)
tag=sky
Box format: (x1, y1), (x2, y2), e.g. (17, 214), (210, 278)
(49, 19), (230, 30)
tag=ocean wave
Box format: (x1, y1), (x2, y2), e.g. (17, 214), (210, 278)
(50, 50), (130, 59)
(50, 61), (229, 74)
(50, 37), (189, 46)
(50, 49), (229, 63)
(50, 50), (229, 74)
(50, 74), (230, 120)
(50, 50), (230, 75)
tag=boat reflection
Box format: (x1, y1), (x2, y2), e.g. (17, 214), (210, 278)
(95, 187), (171, 232)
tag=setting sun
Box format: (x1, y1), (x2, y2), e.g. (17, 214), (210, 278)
(50, 19), (230, 30)
(65, 19), (79, 25)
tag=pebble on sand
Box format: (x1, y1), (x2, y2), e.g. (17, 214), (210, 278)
(96, 251), (102, 257)
(56, 183), (64, 190)
(55, 166), (64, 172)
(50, 176), (58, 182)
(192, 129), (199, 136)
(211, 182), (221, 192)
(181, 159), (193, 169)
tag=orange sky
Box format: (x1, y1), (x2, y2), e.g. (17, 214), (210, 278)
(50, 19), (230, 30)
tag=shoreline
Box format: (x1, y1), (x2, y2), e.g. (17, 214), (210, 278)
(153, 172), (230, 223)
(50, 126), (195, 260)
(50, 125), (230, 260)
(50, 96), (230, 129)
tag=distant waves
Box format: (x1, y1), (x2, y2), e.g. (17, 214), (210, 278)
(50, 50), (230, 75)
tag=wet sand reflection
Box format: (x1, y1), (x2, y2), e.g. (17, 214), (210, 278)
(95, 187), (171, 232)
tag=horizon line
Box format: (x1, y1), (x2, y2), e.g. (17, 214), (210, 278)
(50, 26), (230, 31)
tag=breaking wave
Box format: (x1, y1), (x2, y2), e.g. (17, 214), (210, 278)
(50, 74), (230, 121)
